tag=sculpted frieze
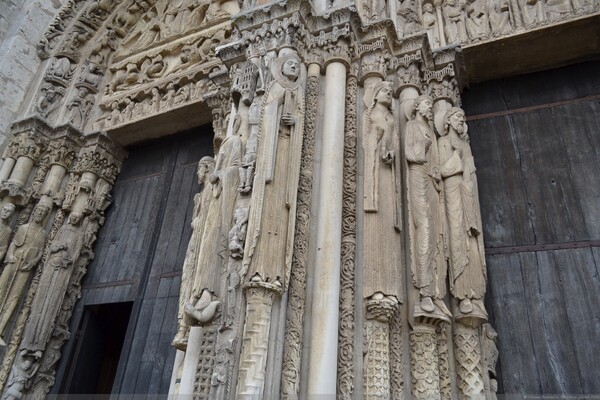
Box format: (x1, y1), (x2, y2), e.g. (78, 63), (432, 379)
(89, 28), (118, 66)
(117, 0), (235, 58)
(397, 0), (422, 36)
(37, 0), (88, 59)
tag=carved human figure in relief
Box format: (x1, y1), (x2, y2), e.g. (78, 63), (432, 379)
(23, 211), (85, 352)
(243, 52), (305, 288)
(172, 157), (215, 349)
(405, 95), (446, 314)
(422, 2), (440, 47)
(438, 107), (487, 316)
(0, 203), (16, 265)
(362, 81), (402, 301)
(1, 350), (41, 400)
(518, 0), (545, 27)
(488, 0), (512, 37)
(36, 86), (62, 119)
(185, 132), (241, 325)
(443, 0), (468, 44)
(67, 87), (94, 129)
(482, 323), (499, 400)
(229, 207), (249, 259)
(545, 0), (572, 21)
(397, 0), (421, 35)
(465, 0), (490, 40)
(0, 204), (49, 347)
(238, 101), (260, 194)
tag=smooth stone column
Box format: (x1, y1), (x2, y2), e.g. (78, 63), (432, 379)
(41, 164), (67, 196)
(307, 60), (347, 398)
(7, 156), (35, 187)
(179, 326), (204, 397)
(0, 158), (15, 183)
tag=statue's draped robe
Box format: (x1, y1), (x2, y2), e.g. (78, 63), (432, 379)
(405, 119), (446, 298)
(438, 135), (486, 300)
(192, 136), (241, 299)
(244, 76), (304, 287)
(363, 104), (402, 299)
(0, 224), (45, 336)
(23, 221), (84, 352)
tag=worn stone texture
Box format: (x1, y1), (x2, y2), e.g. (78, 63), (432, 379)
(0, 0), (598, 398)
(0, 0), (67, 147)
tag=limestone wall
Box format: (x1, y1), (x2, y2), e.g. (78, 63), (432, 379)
(0, 0), (67, 148)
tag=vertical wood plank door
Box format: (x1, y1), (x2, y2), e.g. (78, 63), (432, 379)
(53, 126), (214, 396)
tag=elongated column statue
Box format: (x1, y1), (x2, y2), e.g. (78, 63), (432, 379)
(405, 95), (448, 317)
(0, 203), (49, 347)
(0, 204), (16, 265)
(438, 107), (487, 321)
(237, 50), (305, 399)
(362, 79), (402, 399)
(172, 157), (216, 350)
(21, 211), (85, 353)
(439, 107), (487, 399)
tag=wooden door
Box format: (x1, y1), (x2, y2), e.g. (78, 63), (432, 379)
(54, 126), (214, 395)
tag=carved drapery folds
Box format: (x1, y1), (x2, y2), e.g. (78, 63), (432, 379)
(0, 116), (124, 398)
(353, 0), (600, 50)
(4, 0), (506, 398)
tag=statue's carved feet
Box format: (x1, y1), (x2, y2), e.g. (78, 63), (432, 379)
(420, 296), (435, 313)
(171, 327), (188, 350)
(459, 298), (473, 314)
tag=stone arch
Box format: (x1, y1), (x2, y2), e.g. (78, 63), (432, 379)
(25, 0), (239, 148)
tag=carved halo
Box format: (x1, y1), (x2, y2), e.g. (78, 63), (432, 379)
(271, 52), (304, 91)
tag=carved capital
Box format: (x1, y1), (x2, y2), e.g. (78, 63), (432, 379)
(424, 64), (460, 105)
(359, 51), (389, 83)
(244, 274), (284, 297)
(366, 293), (399, 323)
(323, 40), (351, 69)
(72, 133), (125, 184)
(6, 122), (50, 161)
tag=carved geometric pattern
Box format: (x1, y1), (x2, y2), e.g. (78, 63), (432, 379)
(364, 321), (390, 399)
(437, 324), (451, 400)
(193, 327), (218, 399)
(454, 327), (485, 398)
(236, 287), (275, 396)
(390, 310), (404, 399)
(410, 330), (440, 400)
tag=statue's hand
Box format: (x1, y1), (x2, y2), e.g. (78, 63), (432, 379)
(382, 149), (394, 165)
(281, 113), (296, 126)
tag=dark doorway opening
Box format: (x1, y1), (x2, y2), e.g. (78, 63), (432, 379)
(60, 302), (133, 395)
